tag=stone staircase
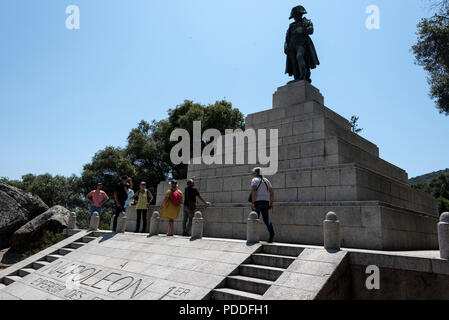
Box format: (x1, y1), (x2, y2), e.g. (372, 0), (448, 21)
(210, 244), (303, 300)
(0, 235), (97, 289)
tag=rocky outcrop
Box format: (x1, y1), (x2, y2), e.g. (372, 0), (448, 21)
(0, 183), (49, 249)
(11, 206), (70, 252)
(0, 183), (49, 219)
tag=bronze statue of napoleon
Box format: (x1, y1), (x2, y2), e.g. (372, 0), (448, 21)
(285, 5), (320, 83)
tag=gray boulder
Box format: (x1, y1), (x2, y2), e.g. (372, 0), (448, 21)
(0, 183), (49, 249)
(11, 205), (70, 252)
(0, 183), (48, 219)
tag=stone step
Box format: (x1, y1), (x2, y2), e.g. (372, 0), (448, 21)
(46, 254), (63, 262)
(3, 275), (22, 285)
(239, 264), (284, 282)
(18, 268), (35, 277)
(211, 288), (262, 301)
(58, 248), (75, 256)
(90, 231), (109, 237)
(226, 275), (274, 295)
(251, 253), (295, 269)
(70, 242), (85, 249)
(33, 260), (50, 270)
(82, 236), (97, 243)
(262, 244), (304, 257)
(0, 283), (6, 289)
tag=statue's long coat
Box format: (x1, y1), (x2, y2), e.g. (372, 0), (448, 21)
(285, 19), (320, 76)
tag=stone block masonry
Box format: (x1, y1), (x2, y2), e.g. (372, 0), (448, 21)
(156, 81), (438, 250)
(1, 232), (448, 300)
(0, 233), (262, 300)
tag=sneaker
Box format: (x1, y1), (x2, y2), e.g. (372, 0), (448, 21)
(268, 234), (275, 243)
(182, 232), (189, 237)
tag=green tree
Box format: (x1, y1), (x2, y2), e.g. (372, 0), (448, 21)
(412, 172), (449, 214)
(412, 0), (449, 115)
(81, 146), (136, 197)
(429, 173), (449, 199)
(126, 120), (169, 195)
(155, 100), (245, 179)
(2, 99), (245, 222)
(438, 197), (449, 213)
(0, 174), (84, 210)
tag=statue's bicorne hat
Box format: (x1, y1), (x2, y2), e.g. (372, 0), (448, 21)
(289, 5), (307, 19)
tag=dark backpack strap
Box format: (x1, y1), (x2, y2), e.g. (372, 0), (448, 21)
(256, 178), (264, 191)
(261, 178), (269, 191)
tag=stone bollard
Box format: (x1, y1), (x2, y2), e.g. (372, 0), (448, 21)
(438, 212), (449, 260)
(149, 211), (160, 236)
(191, 211), (204, 240)
(247, 212), (260, 244)
(118, 212), (127, 233)
(324, 212), (341, 251)
(110, 215), (115, 231)
(89, 212), (100, 231)
(68, 212), (76, 230)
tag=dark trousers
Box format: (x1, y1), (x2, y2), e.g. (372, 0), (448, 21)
(254, 201), (275, 236)
(288, 45), (311, 81)
(183, 207), (195, 235)
(135, 209), (148, 233)
(113, 202), (125, 232)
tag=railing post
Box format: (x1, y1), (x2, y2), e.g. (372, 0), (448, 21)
(191, 211), (204, 240)
(118, 212), (127, 233)
(247, 211), (260, 244)
(110, 215), (115, 231)
(89, 212), (100, 231)
(438, 212), (449, 260)
(149, 211), (160, 236)
(324, 212), (341, 251)
(68, 212), (76, 230)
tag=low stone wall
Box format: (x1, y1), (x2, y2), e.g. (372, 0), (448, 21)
(124, 202), (438, 251)
(348, 251), (449, 300)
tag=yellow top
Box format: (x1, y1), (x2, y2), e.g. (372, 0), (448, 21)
(160, 189), (183, 220)
(136, 189), (149, 210)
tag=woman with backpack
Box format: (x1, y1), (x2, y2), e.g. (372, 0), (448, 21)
(133, 181), (154, 233)
(159, 179), (183, 236)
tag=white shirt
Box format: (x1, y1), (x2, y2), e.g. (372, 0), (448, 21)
(251, 177), (272, 202)
(124, 189), (135, 209)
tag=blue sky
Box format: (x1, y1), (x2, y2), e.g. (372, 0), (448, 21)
(0, 0), (447, 180)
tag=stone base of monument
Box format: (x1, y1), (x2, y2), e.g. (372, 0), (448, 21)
(156, 81), (439, 251)
(164, 202), (436, 251)
(0, 231), (448, 300)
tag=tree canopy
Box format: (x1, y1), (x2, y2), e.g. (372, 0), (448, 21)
(81, 146), (137, 196)
(2, 99), (245, 228)
(412, 172), (449, 214)
(80, 99), (244, 193)
(412, 0), (449, 115)
(156, 100), (245, 179)
(1, 174), (84, 210)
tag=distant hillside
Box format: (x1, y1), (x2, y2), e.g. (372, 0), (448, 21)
(409, 169), (449, 185)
